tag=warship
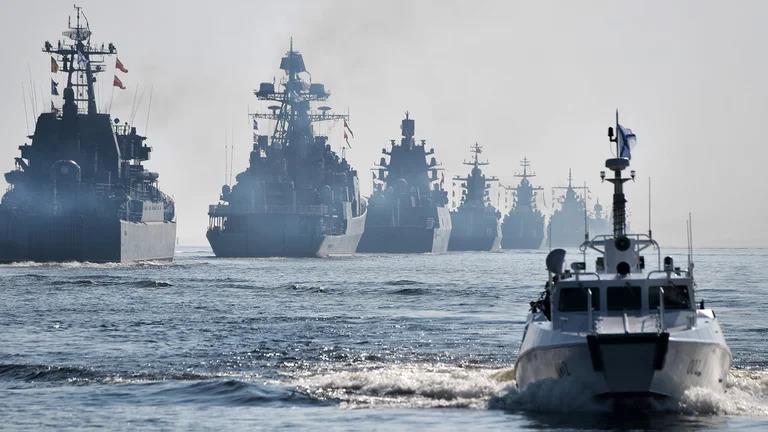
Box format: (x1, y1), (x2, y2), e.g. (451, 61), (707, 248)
(546, 169), (589, 248)
(206, 42), (366, 257)
(357, 113), (451, 253)
(0, 7), (176, 263)
(501, 158), (545, 249)
(447, 143), (501, 251)
(588, 198), (612, 237)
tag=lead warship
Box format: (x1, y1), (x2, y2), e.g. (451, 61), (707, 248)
(447, 143), (501, 251)
(0, 7), (176, 263)
(546, 170), (589, 248)
(357, 113), (451, 253)
(501, 158), (545, 249)
(206, 42), (366, 257)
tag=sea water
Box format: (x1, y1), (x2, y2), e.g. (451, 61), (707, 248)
(1, 247), (767, 430)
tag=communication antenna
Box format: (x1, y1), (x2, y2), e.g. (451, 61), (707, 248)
(144, 85), (154, 136)
(583, 181), (589, 263)
(687, 213), (694, 274)
(648, 177), (652, 239)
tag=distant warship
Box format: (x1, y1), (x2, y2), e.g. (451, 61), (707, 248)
(447, 143), (501, 251)
(0, 7), (176, 263)
(501, 158), (544, 249)
(206, 42), (366, 257)
(357, 113), (451, 253)
(588, 198), (612, 237)
(546, 169), (589, 248)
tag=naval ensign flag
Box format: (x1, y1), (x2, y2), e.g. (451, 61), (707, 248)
(618, 124), (637, 159)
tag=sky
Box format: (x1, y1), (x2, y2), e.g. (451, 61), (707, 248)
(0, 0), (766, 247)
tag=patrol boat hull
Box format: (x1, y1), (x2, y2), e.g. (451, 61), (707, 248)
(207, 211), (365, 258)
(515, 320), (732, 399)
(0, 212), (176, 263)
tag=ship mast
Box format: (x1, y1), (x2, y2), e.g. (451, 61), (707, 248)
(250, 40), (348, 151)
(453, 143), (497, 205)
(44, 5), (116, 116)
(604, 111), (636, 238)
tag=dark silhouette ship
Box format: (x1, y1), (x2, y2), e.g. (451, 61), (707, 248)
(447, 143), (501, 251)
(206, 42), (366, 257)
(0, 7), (176, 263)
(501, 158), (544, 249)
(546, 169), (589, 248)
(357, 113), (451, 253)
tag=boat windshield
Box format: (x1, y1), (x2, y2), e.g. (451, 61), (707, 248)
(607, 286), (642, 311)
(649, 285), (691, 310)
(558, 287), (599, 312)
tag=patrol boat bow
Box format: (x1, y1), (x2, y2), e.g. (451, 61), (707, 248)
(515, 116), (731, 400)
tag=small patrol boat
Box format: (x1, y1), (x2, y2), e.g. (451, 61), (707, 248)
(515, 115), (731, 401)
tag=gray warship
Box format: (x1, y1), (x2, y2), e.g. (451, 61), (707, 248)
(357, 113), (451, 253)
(206, 42), (366, 257)
(501, 158), (544, 249)
(546, 169), (589, 248)
(588, 198), (612, 237)
(0, 7), (176, 263)
(447, 143), (501, 251)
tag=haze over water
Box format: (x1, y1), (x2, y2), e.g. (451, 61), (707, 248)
(1, 0), (767, 247)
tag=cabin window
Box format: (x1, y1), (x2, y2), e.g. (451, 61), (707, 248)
(607, 286), (642, 311)
(649, 285), (691, 310)
(558, 287), (599, 312)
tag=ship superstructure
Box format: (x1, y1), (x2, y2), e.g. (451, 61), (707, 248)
(447, 143), (501, 251)
(547, 169), (589, 248)
(357, 113), (451, 253)
(501, 158), (544, 249)
(206, 42), (366, 257)
(0, 7), (175, 262)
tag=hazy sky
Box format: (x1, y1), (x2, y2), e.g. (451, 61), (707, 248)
(1, 0), (766, 247)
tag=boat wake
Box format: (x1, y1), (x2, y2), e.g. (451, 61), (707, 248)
(291, 363), (513, 409)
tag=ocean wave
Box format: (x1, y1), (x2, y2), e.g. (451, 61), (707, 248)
(0, 363), (209, 385)
(390, 287), (430, 295)
(384, 280), (424, 286)
(146, 379), (323, 406)
(676, 369), (768, 416)
(133, 280), (173, 288)
(292, 363), (511, 409)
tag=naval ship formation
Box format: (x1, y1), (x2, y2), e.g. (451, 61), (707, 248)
(0, 7), (176, 263)
(447, 143), (501, 251)
(206, 42), (366, 257)
(357, 114), (451, 253)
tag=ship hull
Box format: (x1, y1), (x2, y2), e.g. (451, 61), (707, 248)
(207, 211), (365, 258)
(448, 210), (501, 252)
(502, 210), (544, 249)
(357, 207), (451, 254)
(0, 212), (176, 263)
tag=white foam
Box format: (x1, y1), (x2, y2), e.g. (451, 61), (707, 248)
(292, 363), (514, 409)
(677, 370), (768, 416)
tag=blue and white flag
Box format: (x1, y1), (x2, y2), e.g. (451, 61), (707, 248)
(77, 50), (89, 68)
(618, 124), (637, 159)
(50, 79), (59, 96)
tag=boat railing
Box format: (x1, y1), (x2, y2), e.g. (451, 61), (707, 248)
(658, 287), (666, 332)
(209, 203), (331, 217)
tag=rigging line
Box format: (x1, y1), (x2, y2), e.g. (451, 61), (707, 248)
(21, 83), (30, 135)
(229, 127), (235, 186)
(128, 83), (140, 126)
(27, 65), (37, 120)
(144, 85), (154, 136)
